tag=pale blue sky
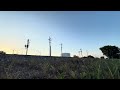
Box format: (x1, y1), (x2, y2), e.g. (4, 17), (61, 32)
(0, 11), (120, 57)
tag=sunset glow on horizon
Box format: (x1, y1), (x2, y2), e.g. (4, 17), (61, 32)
(1, 11), (120, 57)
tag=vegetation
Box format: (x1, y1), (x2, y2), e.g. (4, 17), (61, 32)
(73, 55), (79, 58)
(100, 56), (105, 59)
(87, 55), (94, 58)
(0, 51), (6, 55)
(1, 45), (120, 79)
(0, 55), (120, 79)
(100, 45), (120, 59)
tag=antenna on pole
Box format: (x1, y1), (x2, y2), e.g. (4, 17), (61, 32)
(48, 37), (52, 56)
(25, 39), (30, 55)
(60, 43), (62, 56)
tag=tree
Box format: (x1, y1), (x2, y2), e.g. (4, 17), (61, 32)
(73, 55), (79, 58)
(82, 56), (87, 58)
(87, 55), (94, 58)
(0, 51), (6, 55)
(100, 45), (120, 59)
(100, 56), (105, 59)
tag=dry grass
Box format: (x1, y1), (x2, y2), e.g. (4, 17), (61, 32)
(0, 55), (120, 79)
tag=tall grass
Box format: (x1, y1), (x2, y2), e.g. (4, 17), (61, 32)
(0, 55), (120, 79)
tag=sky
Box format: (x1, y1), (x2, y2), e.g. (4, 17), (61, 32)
(0, 11), (120, 57)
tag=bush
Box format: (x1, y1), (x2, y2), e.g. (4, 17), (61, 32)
(73, 55), (79, 58)
(82, 57), (87, 58)
(0, 51), (6, 55)
(100, 56), (105, 59)
(87, 55), (94, 58)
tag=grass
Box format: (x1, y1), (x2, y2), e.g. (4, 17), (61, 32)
(0, 55), (120, 79)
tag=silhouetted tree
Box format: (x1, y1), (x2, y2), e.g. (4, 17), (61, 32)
(95, 57), (100, 59)
(100, 45), (120, 59)
(100, 56), (105, 59)
(0, 51), (6, 55)
(87, 55), (94, 58)
(82, 56), (87, 58)
(73, 55), (79, 58)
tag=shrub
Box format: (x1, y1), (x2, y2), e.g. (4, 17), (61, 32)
(73, 55), (79, 58)
(0, 51), (6, 55)
(100, 56), (105, 59)
(87, 55), (94, 58)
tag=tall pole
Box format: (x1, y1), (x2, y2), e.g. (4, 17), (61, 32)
(13, 50), (14, 54)
(86, 50), (88, 56)
(80, 49), (83, 57)
(48, 37), (51, 56)
(40, 51), (41, 56)
(78, 51), (80, 58)
(60, 43), (62, 56)
(25, 39), (30, 55)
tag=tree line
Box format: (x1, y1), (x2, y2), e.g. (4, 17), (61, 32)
(73, 45), (120, 59)
(1, 45), (120, 59)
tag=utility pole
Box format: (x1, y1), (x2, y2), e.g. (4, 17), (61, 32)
(78, 51), (80, 58)
(25, 39), (30, 55)
(80, 49), (83, 57)
(39, 51), (41, 56)
(13, 50), (14, 54)
(40, 51), (41, 56)
(48, 37), (52, 56)
(86, 50), (88, 56)
(60, 43), (62, 56)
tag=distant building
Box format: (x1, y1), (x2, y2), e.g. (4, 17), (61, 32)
(61, 53), (70, 57)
